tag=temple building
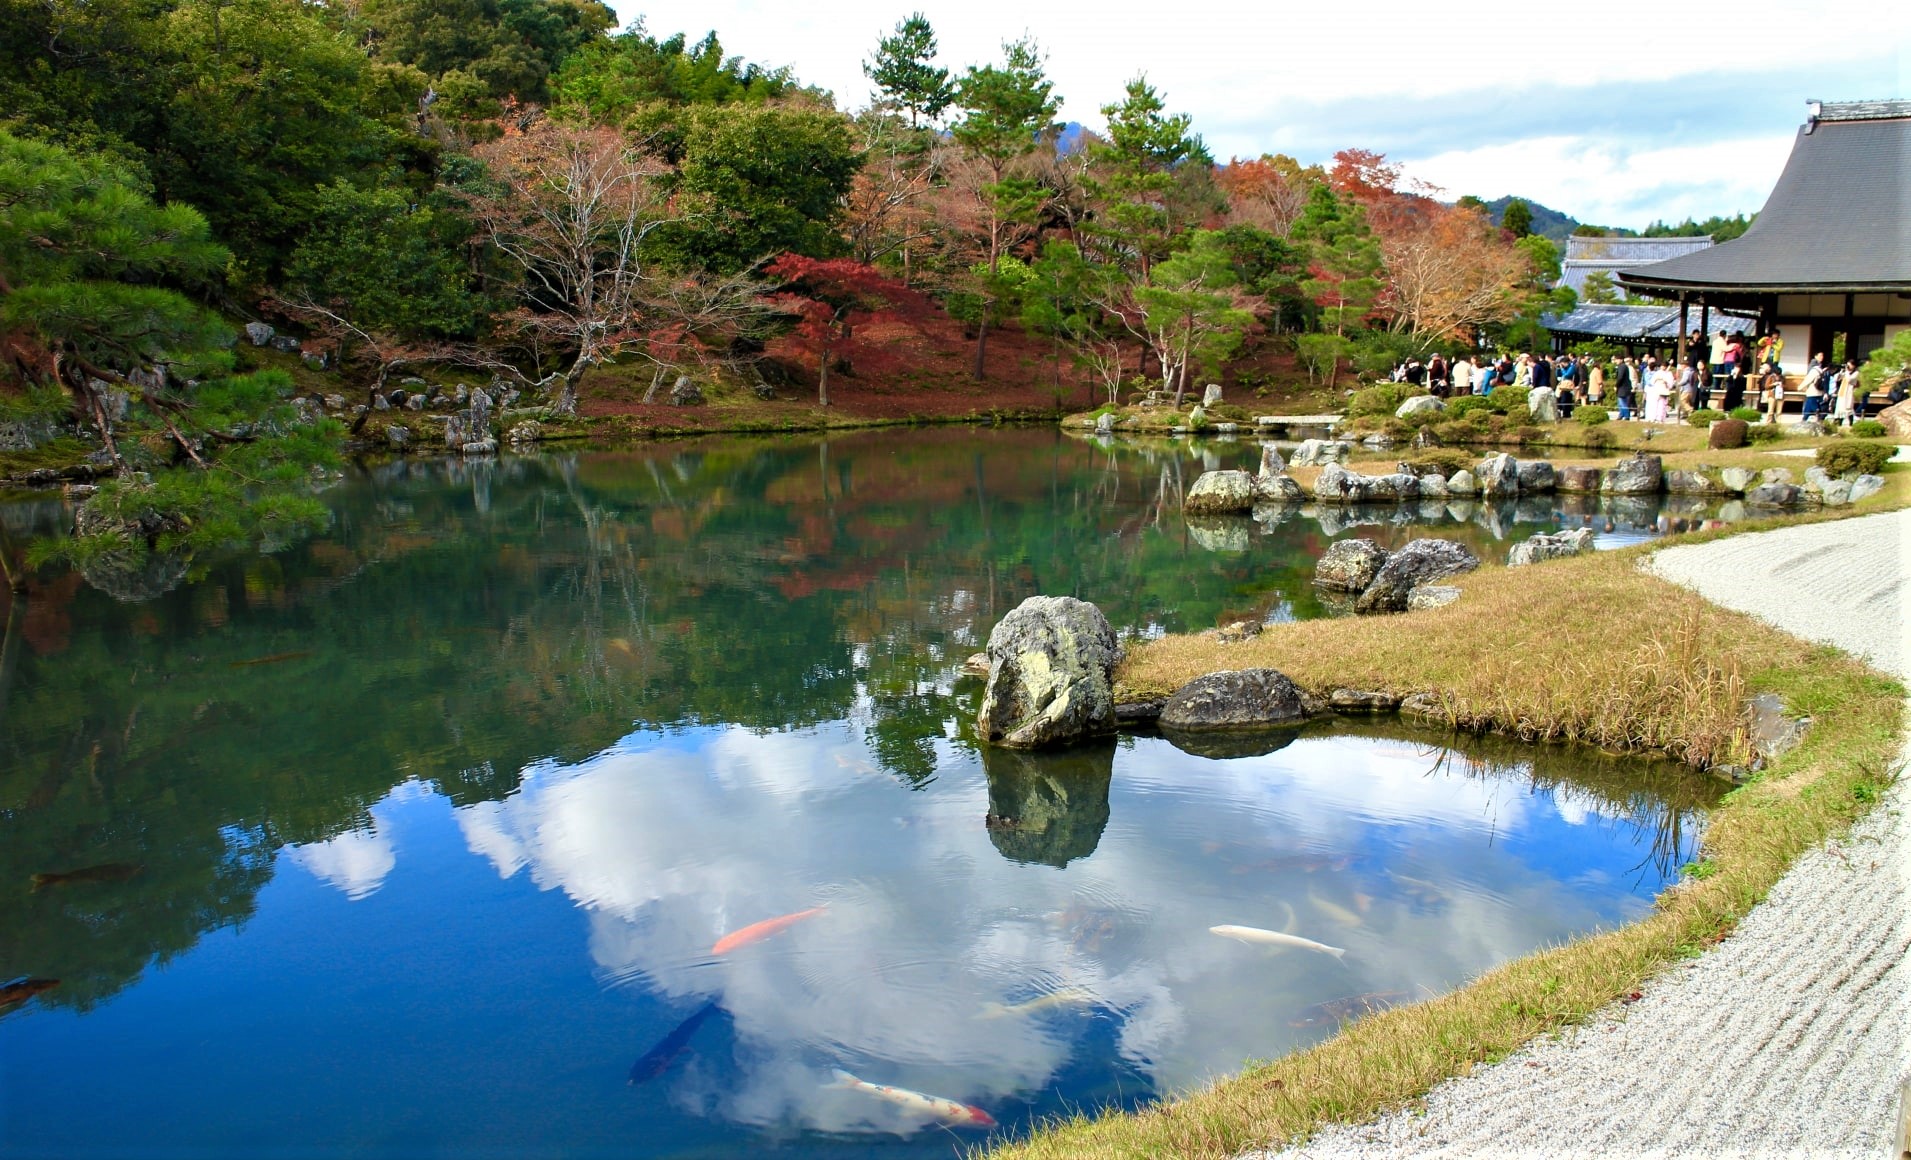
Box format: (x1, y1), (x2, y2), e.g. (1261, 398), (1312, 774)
(1616, 99), (1911, 373)
(1556, 235), (1715, 300)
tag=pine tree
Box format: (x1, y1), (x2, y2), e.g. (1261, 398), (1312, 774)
(863, 13), (953, 128)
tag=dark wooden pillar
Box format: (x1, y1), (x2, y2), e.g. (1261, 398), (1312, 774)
(1698, 300), (1711, 365)
(1676, 295), (1689, 366)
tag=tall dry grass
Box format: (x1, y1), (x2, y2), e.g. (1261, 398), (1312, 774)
(1121, 550), (1758, 769)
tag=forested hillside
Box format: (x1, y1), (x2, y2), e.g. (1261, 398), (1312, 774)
(1, 3), (1580, 564)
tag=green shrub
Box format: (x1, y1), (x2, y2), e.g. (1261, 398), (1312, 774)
(1573, 406), (1610, 425)
(1816, 441), (1894, 477)
(1850, 418), (1887, 438)
(1487, 384), (1528, 414)
(1728, 406), (1763, 422)
(1446, 395), (1496, 419)
(1512, 425), (1547, 445)
(1686, 408), (1727, 427)
(1577, 426), (1618, 450)
(1746, 423), (1784, 444)
(1347, 383), (1416, 417)
(1708, 418), (1748, 450)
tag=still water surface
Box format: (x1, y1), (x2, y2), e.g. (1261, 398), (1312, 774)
(1, 429), (1722, 1157)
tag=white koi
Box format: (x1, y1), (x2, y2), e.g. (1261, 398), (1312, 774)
(1210, 923), (1347, 959)
(1309, 892), (1364, 929)
(977, 986), (1098, 1020)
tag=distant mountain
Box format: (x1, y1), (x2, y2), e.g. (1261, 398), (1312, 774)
(1483, 196), (1579, 245)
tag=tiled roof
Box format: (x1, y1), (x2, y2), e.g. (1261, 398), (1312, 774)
(1542, 302), (1759, 341)
(1621, 102), (1911, 294)
(1815, 99), (1911, 122)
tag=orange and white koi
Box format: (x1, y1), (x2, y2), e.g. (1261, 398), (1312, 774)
(829, 1069), (997, 1128)
(710, 906), (826, 955)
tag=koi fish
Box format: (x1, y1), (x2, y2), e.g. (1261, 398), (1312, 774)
(711, 906), (826, 955)
(1386, 870), (1450, 907)
(828, 1069), (997, 1128)
(628, 1001), (719, 1084)
(229, 651), (311, 668)
(1289, 990), (1414, 1028)
(30, 863), (143, 891)
(977, 986), (1098, 1020)
(0, 978), (60, 1009)
(1308, 892), (1364, 929)
(1210, 924), (1346, 959)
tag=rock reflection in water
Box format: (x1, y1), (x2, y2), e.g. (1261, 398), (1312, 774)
(981, 742), (1114, 868)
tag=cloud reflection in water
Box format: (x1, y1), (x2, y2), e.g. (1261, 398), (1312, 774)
(447, 724), (1692, 1135)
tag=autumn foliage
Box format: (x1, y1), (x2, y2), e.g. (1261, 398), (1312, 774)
(765, 256), (928, 406)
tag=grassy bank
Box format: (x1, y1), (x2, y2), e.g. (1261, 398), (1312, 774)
(984, 544), (1905, 1159)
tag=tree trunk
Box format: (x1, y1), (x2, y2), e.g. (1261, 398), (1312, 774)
(972, 316), (990, 381)
(817, 333), (831, 407)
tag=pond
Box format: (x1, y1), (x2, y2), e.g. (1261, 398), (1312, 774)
(0, 428), (1724, 1158)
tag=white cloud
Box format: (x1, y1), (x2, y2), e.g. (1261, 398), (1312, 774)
(285, 779), (432, 899)
(1398, 134), (1799, 229)
(608, 0), (1910, 225)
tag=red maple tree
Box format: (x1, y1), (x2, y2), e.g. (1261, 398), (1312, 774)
(764, 255), (926, 407)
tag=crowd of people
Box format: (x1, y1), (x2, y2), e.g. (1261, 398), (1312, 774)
(1390, 331), (1893, 425)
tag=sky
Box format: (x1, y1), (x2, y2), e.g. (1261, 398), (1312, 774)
(606, 0), (1911, 231)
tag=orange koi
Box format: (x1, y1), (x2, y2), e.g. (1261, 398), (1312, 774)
(711, 906), (826, 955)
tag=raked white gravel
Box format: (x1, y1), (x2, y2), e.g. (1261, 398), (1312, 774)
(1256, 509), (1910, 1160)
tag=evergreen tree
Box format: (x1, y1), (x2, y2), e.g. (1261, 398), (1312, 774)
(1086, 78), (1218, 279)
(1501, 198), (1534, 238)
(863, 13), (953, 128)
(0, 130), (340, 588)
(950, 37), (1059, 378)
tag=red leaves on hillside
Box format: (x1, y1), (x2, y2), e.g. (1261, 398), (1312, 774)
(764, 255), (929, 407)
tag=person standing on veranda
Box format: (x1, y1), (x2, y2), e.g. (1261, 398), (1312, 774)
(1762, 366), (1786, 423)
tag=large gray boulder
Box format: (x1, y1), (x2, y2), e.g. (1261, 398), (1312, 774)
(1255, 472), (1307, 503)
(1849, 474), (1886, 503)
(1507, 527), (1596, 566)
(977, 596), (1122, 749)
(1185, 469), (1257, 514)
(1527, 387), (1559, 423)
(1258, 444), (1286, 478)
(1396, 395), (1444, 419)
(1719, 466), (1757, 493)
(1202, 383), (1224, 407)
(1601, 453), (1664, 495)
(1290, 438), (1351, 467)
(1356, 538), (1480, 613)
(1665, 468), (1726, 495)
(1744, 483), (1804, 507)
(1557, 465), (1601, 492)
(244, 321), (275, 347)
(1159, 668), (1309, 730)
(1516, 460), (1557, 492)
(1445, 468), (1479, 495)
(1315, 538), (1389, 592)
(1477, 453), (1520, 497)
(1418, 473), (1449, 498)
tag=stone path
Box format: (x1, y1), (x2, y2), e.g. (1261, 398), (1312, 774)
(1259, 509), (1910, 1160)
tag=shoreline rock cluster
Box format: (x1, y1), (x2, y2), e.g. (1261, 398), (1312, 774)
(1185, 447), (1886, 516)
(1313, 537), (1481, 613)
(972, 595), (1461, 749)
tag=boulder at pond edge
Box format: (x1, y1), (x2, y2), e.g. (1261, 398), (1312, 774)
(977, 596), (1122, 749)
(1159, 668), (1310, 730)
